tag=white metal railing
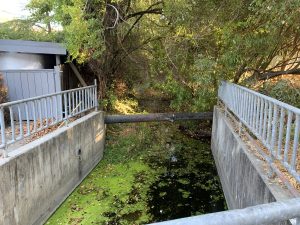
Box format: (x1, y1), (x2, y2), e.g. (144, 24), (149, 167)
(218, 81), (300, 184)
(148, 197), (300, 225)
(0, 80), (98, 156)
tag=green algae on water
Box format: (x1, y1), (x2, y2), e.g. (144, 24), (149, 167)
(46, 122), (225, 225)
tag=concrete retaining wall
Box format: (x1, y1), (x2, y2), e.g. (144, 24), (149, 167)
(211, 107), (292, 225)
(0, 111), (105, 225)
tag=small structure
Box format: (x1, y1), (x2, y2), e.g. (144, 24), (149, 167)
(0, 39), (66, 70)
(0, 39), (66, 101)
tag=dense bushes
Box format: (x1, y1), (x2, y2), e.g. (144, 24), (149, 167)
(258, 79), (300, 108)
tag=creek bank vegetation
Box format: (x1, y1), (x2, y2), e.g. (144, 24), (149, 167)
(1, 0), (299, 112)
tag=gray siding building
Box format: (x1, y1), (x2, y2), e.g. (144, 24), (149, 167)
(0, 39), (67, 119)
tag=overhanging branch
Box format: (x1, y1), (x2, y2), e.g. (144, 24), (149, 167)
(258, 68), (300, 80)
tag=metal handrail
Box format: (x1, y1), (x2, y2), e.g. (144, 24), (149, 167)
(218, 81), (300, 184)
(0, 85), (96, 107)
(149, 197), (300, 225)
(0, 69), (55, 72)
(0, 80), (98, 156)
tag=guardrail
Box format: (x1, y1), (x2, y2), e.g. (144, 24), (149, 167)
(149, 197), (300, 225)
(0, 80), (98, 156)
(218, 81), (300, 185)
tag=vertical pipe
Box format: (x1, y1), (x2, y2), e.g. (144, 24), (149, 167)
(262, 101), (269, 141)
(284, 112), (293, 163)
(277, 108), (285, 158)
(259, 99), (264, 137)
(95, 88), (98, 111)
(49, 97), (53, 125)
(87, 88), (90, 109)
(87, 88), (89, 110)
(255, 97), (261, 132)
(242, 91), (246, 120)
(270, 105), (279, 157)
(252, 95), (257, 129)
(94, 79), (98, 111)
(232, 86), (236, 114)
(68, 92), (71, 117)
(32, 101), (37, 132)
(79, 90), (82, 112)
(291, 115), (300, 170)
(58, 94), (62, 121)
(82, 89), (85, 111)
(89, 88), (92, 109)
(0, 107), (6, 156)
(246, 93), (250, 125)
(85, 89), (88, 110)
(9, 107), (15, 141)
(64, 93), (68, 119)
(17, 105), (23, 139)
(82, 89), (84, 110)
(25, 103), (30, 136)
(245, 92), (249, 124)
(72, 91), (75, 115)
(234, 86), (237, 113)
(44, 98), (48, 128)
(75, 90), (78, 114)
(266, 102), (273, 146)
(268, 104), (278, 177)
(55, 95), (58, 122)
(235, 87), (239, 114)
(248, 93), (252, 126)
(254, 97), (258, 131)
(240, 90), (244, 119)
(249, 94), (255, 128)
(38, 100), (43, 129)
(81, 89), (84, 111)
(237, 88), (240, 115)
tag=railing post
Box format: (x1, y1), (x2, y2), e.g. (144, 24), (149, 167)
(268, 104), (278, 178)
(0, 107), (7, 157)
(94, 79), (98, 111)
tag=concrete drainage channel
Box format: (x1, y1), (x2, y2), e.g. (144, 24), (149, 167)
(105, 111), (300, 225)
(0, 109), (299, 225)
(1, 82), (300, 225)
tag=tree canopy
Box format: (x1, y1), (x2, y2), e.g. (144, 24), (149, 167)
(1, 0), (300, 111)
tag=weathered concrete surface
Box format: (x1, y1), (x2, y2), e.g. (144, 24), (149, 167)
(0, 111), (105, 225)
(211, 107), (293, 224)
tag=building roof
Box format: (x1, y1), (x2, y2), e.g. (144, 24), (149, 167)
(0, 39), (66, 55)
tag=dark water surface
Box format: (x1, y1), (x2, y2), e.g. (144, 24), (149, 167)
(47, 122), (226, 225)
(145, 134), (226, 222)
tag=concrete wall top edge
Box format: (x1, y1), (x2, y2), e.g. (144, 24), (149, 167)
(0, 111), (104, 167)
(213, 106), (293, 202)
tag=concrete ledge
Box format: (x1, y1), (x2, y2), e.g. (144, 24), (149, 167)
(0, 111), (105, 225)
(211, 107), (292, 225)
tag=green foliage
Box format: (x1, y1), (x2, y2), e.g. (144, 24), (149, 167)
(26, 0), (54, 33)
(16, 0), (300, 110)
(259, 80), (300, 108)
(0, 19), (62, 42)
(57, 0), (105, 62)
(148, 0), (300, 111)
